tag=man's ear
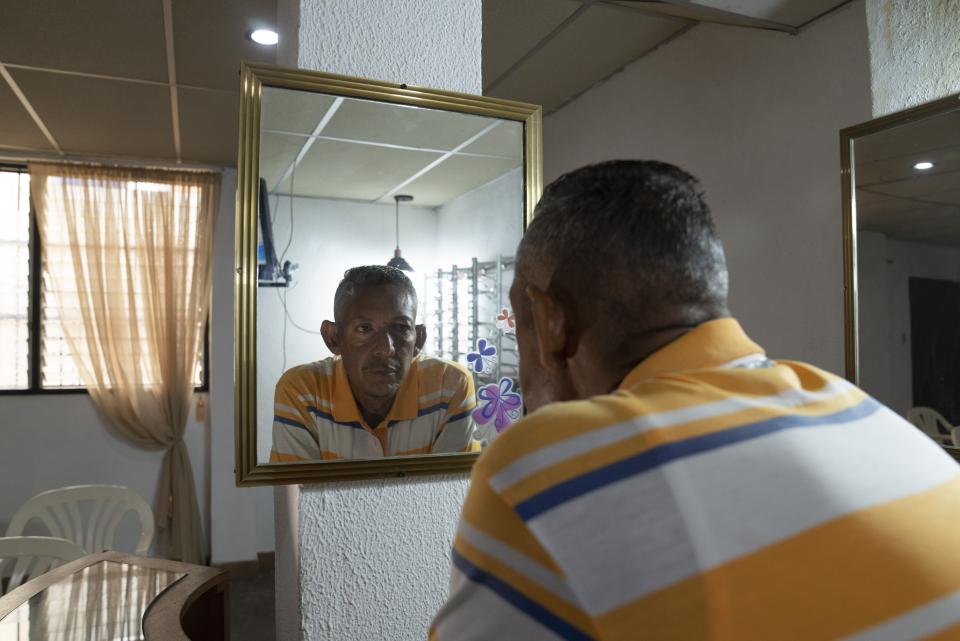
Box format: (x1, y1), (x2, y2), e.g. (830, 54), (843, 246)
(320, 320), (341, 355)
(414, 324), (427, 355)
(526, 285), (570, 372)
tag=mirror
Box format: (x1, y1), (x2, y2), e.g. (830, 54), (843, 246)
(842, 94), (960, 461)
(235, 64), (542, 484)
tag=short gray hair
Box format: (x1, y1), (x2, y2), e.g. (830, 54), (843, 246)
(333, 265), (418, 321)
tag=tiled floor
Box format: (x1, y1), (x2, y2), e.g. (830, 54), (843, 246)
(229, 567), (275, 641)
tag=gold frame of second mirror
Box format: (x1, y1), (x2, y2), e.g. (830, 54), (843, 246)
(840, 92), (960, 463)
(235, 62), (543, 486)
(840, 92), (960, 385)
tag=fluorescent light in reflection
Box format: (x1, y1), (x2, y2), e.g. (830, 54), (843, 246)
(249, 29), (279, 46)
(913, 161), (934, 170)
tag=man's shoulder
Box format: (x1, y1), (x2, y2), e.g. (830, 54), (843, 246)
(276, 357), (339, 390)
(415, 355), (472, 382)
(475, 393), (630, 480)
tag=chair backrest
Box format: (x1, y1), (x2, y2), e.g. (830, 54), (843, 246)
(906, 406), (954, 445)
(0, 535), (86, 594)
(5, 485), (155, 556)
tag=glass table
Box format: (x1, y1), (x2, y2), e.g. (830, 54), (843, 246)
(0, 552), (227, 641)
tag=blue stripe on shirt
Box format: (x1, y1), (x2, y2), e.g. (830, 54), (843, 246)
(274, 415), (308, 431)
(445, 409), (474, 424)
(306, 406), (367, 430)
(419, 402), (450, 417)
(515, 397), (882, 521)
(451, 548), (595, 641)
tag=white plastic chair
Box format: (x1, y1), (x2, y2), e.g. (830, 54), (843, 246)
(5, 485), (155, 556)
(906, 406), (955, 447)
(0, 535), (86, 594)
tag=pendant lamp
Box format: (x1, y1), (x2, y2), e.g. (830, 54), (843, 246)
(388, 194), (414, 271)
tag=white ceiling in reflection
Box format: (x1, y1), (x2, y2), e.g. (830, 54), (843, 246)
(855, 108), (960, 248)
(260, 88), (523, 209)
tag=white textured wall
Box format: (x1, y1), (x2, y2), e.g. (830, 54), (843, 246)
(274, 1), (482, 640)
(299, 477), (469, 638)
(295, 0), (481, 93)
(866, 0), (960, 116)
(543, 2), (872, 373)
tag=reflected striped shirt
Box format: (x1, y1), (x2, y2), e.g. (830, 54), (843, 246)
(270, 355), (477, 461)
(431, 318), (960, 641)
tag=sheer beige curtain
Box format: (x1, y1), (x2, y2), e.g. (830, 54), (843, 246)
(29, 162), (218, 564)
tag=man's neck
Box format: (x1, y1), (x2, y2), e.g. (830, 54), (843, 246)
(574, 325), (697, 399)
(356, 394), (396, 429)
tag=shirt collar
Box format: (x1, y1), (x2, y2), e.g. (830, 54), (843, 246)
(618, 318), (764, 391)
(331, 357), (421, 427)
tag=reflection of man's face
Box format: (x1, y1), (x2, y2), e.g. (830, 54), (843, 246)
(333, 284), (423, 402)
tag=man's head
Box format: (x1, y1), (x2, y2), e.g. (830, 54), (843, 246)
(511, 160), (730, 412)
(321, 266), (426, 407)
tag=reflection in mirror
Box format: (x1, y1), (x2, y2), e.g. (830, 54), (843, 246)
(255, 87), (525, 465)
(852, 103), (960, 453)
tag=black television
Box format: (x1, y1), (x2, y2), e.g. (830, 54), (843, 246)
(258, 178), (296, 287)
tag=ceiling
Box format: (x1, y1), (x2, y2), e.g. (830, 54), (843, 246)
(482, 0), (852, 111)
(0, 0), (276, 167)
(261, 88), (522, 208)
(855, 109), (960, 248)
(0, 0), (850, 169)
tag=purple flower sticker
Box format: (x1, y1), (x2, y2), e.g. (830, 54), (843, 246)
(472, 377), (522, 432)
(466, 338), (497, 374)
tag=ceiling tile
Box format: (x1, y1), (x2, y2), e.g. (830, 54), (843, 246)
(179, 88), (239, 165)
(10, 69), (175, 159)
(0, 78), (55, 152)
(173, 0), (277, 91)
(260, 132), (309, 191)
(867, 171), (960, 201)
(261, 86), (338, 135)
(856, 110), (960, 168)
(857, 148), (960, 190)
(323, 98), (498, 151)
(488, 4), (688, 112)
(394, 155), (522, 208)
(285, 139), (442, 201)
(679, 0), (849, 26)
(860, 203), (960, 248)
(482, 0), (582, 90)
(0, 0), (167, 81)
(460, 120), (523, 159)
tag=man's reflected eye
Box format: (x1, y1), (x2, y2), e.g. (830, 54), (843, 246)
(392, 324), (412, 334)
(356, 323), (373, 333)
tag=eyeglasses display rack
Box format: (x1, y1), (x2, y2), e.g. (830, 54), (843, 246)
(422, 255), (519, 389)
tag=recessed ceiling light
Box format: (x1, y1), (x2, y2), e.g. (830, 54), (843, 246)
(913, 161), (934, 170)
(249, 29), (279, 46)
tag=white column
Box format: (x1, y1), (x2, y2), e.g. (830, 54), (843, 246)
(866, 0), (960, 116)
(272, 2), (481, 640)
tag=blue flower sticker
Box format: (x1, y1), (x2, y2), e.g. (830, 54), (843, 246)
(466, 338), (497, 374)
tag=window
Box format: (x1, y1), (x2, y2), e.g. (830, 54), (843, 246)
(0, 166), (206, 392)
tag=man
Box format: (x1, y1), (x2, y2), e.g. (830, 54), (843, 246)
(431, 161), (960, 640)
(270, 266), (477, 461)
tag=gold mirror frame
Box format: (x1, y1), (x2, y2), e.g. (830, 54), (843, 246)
(234, 63), (542, 485)
(840, 93), (960, 462)
(840, 93), (960, 383)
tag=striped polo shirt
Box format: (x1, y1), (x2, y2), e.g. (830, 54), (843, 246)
(431, 318), (960, 641)
(270, 355), (477, 461)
